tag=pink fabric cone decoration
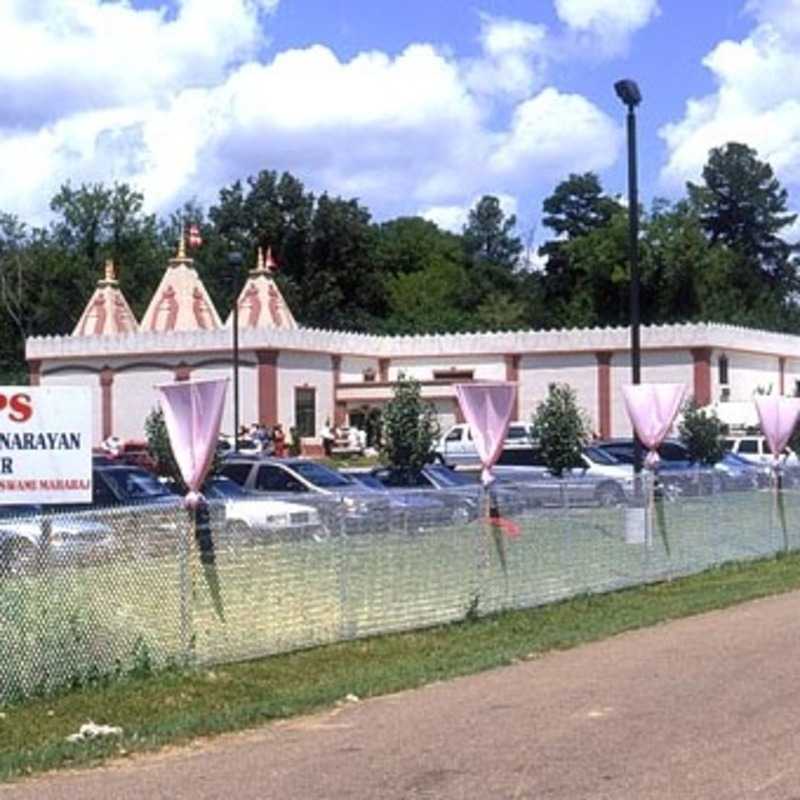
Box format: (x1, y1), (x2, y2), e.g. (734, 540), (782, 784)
(157, 378), (228, 509)
(754, 396), (800, 466)
(454, 382), (516, 485)
(622, 383), (687, 469)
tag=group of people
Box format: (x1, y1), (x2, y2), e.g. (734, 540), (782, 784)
(320, 420), (367, 457)
(238, 422), (288, 457)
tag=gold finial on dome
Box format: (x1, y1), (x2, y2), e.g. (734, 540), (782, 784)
(256, 247), (265, 272)
(177, 223), (186, 260)
(104, 259), (116, 283)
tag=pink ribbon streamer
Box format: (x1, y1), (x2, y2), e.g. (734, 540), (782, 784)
(157, 379), (228, 510)
(454, 382), (516, 485)
(754, 395), (800, 468)
(622, 383), (686, 469)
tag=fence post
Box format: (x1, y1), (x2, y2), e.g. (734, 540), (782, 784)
(178, 509), (192, 664)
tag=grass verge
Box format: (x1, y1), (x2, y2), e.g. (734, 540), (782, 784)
(3, 549), (800, 782)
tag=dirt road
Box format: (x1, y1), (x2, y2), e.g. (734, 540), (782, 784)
(5, 591), (800, 799)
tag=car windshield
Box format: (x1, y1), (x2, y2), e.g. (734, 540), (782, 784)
(290, 461), (352, 488)
(101, 468), (172, 500)
(347, 473), (385, 490)
(425, 466), (474, 487)
(204, 477), (248, 499)
(584, 446), (620, 465)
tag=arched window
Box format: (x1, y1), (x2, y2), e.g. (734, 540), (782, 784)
(718, 354), (729, 386)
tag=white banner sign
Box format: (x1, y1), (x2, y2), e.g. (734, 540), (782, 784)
(0, 386), (92, 504)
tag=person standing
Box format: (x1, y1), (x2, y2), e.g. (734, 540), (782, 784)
(321, 419), (334, 457)
(272, 423), (287, 458)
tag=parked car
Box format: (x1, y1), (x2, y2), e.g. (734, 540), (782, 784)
(723, 435), (799, 467)
(488, 445), (636, 507)
(0, 504), (115, 575)
(595, 438), (767, 494)
(201, 476), (327, 541)
(342, 470), (477, 527)
(369, 464), (527, 517)
(713, 452), (768, 491)
(218, 457), (390, 533)
(434, 422), (536, 466)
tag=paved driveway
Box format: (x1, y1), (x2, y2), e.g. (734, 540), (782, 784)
(4, 591), (800, 799)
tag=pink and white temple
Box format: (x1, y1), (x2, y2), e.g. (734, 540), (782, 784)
(26, 245), (800, 447)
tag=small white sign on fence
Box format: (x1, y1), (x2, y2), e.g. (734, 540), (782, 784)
(0, 386), (92, 504)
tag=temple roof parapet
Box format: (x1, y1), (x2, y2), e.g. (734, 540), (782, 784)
(27, 322), (800, 362)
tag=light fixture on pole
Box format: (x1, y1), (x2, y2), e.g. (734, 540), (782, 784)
(228, 251), (243, 452)
(614, 78), (643, 475)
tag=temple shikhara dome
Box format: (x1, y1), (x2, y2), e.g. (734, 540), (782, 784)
(140, 237), (222, 333)
(73, 259), (138, 337)
(228, 247), (297, 331)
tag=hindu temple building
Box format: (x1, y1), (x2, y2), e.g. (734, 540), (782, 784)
(26, 243), (800, 448)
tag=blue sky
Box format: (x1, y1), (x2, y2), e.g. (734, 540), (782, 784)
(2, 0), (798, 243)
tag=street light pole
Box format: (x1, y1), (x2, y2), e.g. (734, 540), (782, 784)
(615, 79), (643, 475)
(228, 251), (243, 452)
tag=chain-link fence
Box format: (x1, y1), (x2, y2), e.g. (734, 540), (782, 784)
(1, 467), (797, 703)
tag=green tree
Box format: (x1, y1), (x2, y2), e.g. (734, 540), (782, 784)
(678, 400), (725, 465)
(145, 408), (184, 489)
(380, 374), (440, 473)
(538, 173), (624, 327)
(531, 384), (590, 477)
(384, 258), (472, 333)
(463, 195), (523, 270)
(49, 181), (166, 319)
(688, 142), (796, 271)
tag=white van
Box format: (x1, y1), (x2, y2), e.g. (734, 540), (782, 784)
(723, 435), (798, 466)
(434, 422), (535, 466)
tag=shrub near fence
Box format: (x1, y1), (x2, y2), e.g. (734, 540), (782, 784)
(0, 473), (797, 703)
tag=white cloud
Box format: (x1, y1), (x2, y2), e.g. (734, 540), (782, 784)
(0, 3), (622, 225)
(490, 88), (621, 178)
(553, 0), (660, 55)
(464, 14), (549, 99)
(0, 0), (277, 128)
(660, 4), (800, 190)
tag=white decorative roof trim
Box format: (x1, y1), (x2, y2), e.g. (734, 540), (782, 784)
(25, 322), (800, 362)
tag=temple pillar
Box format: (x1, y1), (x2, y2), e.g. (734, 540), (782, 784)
(175, 363), (191, 382)
(100, 367), (114, 440)
(378, 358), (390, 383)
(504, 354), (521, 420)
(691, 347), (712, 406)
(255, 349), (279, 426)
(28, 360), (41, 387)
(595, 352), (612, 439)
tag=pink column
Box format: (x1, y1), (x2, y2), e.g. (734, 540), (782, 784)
(100, 367), (114, 440)
(504, 354), (520, 420)
(256, 349), (278, 426)
(595, 352), (612, 439)
(691, 348), (712, 406)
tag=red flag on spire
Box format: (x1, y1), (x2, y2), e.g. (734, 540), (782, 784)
(187, 224), (203, 249)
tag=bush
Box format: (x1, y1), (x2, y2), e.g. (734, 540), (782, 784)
(380, 374), (439, 473)
(678, 399), (725, 465)
(531, 383), (590, 477)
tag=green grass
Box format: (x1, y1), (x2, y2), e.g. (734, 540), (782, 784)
(3, 548), (800, 782)
(2, 487), (800, 780)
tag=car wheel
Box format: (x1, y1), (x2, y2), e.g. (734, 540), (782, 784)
(449, 504), (472, 525)
(596, 482), (625, 508)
